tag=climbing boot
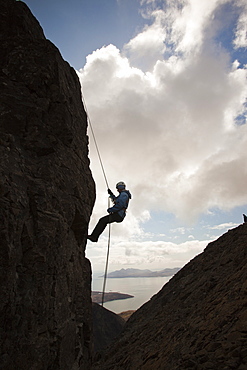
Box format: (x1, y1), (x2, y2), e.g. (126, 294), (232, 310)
(87, 235), (98, 242)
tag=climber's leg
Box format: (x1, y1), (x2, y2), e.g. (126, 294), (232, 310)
(88, 213), (122, 242)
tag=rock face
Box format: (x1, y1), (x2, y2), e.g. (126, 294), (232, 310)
(0, 1), (95, 369)
(92, 303), (125, 354)
(94, 223), (247, 370)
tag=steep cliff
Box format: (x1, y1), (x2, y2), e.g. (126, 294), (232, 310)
(0, 1), (95, 369)
(94, 223), (247, 370)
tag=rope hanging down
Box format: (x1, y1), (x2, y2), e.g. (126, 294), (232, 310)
(101, 198), (111, 306)
(82, 93), (110, 307)
(82, 96), (109, 189)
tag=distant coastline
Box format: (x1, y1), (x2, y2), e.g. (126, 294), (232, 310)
(92, 291), (134, 304)
(102, 267), (180, 279)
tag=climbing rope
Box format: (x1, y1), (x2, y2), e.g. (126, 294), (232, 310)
(82, 95), (109, 189)
(82, 92), (110, 307)
(101, 198), (111, 307)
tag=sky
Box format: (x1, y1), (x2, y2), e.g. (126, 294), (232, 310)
(24, 0), (247, 274)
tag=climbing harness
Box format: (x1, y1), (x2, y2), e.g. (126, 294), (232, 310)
(82, 93), (110, 307)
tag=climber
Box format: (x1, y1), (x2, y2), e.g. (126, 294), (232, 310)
(87, 181), (131, 242)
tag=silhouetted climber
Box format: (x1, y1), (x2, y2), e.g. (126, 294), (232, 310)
(243, 214), (247, 223)
(88, 182), (131, 242)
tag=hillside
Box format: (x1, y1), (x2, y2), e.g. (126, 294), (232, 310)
(94, 223), (247, 369)
(92, 303), (125, 354)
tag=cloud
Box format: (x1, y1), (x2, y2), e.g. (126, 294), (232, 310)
(123, 9), (167, 70)
(168, 0), (224, 55)
(86, 237), (210, 272)
(233, 0), (247, 48)
(210, 222), (239, 230)
(171, 227), (186, 235)
(78, 0), (246, 253)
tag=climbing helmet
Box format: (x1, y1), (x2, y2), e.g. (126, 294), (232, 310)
(116, 181), (126, 189)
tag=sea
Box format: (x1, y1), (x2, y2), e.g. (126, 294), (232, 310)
(92, 275), (172, 314)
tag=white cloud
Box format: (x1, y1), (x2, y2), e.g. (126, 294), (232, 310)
(169, 0), (226, 55)
(210, 222), (239, 230)
(123, 9), (166, 70)
(86, 237), (209, 272)
(171, 227), (186, 235)
(80, 0), (246, 271)
(233, 0), (247, 48)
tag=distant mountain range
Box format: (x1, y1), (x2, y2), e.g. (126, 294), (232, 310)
(104, 268), (180, 278)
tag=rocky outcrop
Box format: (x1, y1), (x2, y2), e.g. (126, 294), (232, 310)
(0, 1), (95, 369)
(94, 223), (247, 369)
(92, 303), (125, 355)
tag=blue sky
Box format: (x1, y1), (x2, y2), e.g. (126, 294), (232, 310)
(24, 0), (147, 69)
(24, 0), (247, 273)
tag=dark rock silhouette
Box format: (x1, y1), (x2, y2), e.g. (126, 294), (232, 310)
(94, 223), (247, 369)
(0, 0), (95, 369)
(243, 214), (247, 223)
(92, 303), (125, 355)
